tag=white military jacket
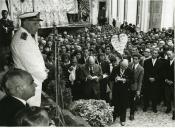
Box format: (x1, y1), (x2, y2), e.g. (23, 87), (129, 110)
(11, 27), (47, 86)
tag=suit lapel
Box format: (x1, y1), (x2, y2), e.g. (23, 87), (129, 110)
(153, 59), (158, 67)
(170, 61), (174, 68)
(135, 64), (140, 74)
(122, 68), (127, 78)
(149, 59), (154, 68)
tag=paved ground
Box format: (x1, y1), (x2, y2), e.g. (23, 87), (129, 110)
(111, 105), (175, 127)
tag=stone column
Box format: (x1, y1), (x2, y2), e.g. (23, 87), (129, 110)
(161, 0), (174, 28)
(118, 0), (125, 23)
(108, 0), (112, 25)
(112, 0), (117, 20)
(126, 0), (137, 24)
(140, 0), (150, 32)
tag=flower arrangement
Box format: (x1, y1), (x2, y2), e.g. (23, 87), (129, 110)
(70, 99), (114, 127)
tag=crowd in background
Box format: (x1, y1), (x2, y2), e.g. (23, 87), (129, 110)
(37, 22), (174, 125)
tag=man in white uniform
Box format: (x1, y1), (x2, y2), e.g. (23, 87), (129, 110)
(11, 12), (47, 106)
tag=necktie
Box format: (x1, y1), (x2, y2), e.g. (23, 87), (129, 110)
(120, 69), (124, 77)
(90, 66), (93, 76)
(26, 103), (30, 108)
(132, 64), (135, 70)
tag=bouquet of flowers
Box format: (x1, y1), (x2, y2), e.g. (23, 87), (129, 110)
(70, 99), (114, 127)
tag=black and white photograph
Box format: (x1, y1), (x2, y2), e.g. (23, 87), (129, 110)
(0, 0), (174, 126)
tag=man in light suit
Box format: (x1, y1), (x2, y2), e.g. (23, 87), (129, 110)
(0, 69), (36, 126)
(11, 12), (48, 106)
(128, 54), (144, 120)
(78, 56), (102, 99)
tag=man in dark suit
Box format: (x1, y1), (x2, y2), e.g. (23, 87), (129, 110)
(0, 10), (14, 70)
(143, 48), (163, 113)
(0, 10), (14, 48)
(158, 51), (169, 105)
(128, 54), (144, 120)
(78, 56), (102, 99)
(0, 69), (36, 126)
(140, 48), (151, 67)
(164, 50), (174, 115)
(61, 53), (71, 88)
(81, 48), (89, 64)
(68, 56), (83, 100)
(110, 59), (134, 126)
(98, 53), (110, 102)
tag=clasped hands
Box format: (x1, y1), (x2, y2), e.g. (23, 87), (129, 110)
(87, 75), (99, 82)
(149, 77), (155, 82)
(3, 26), (8, 33)
(165, 79), (173, 86)
(115, 76), (126, 83)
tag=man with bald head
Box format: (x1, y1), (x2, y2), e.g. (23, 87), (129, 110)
(110, 59), (134, 126)
(78, 56), (102, 99)
(0, 69), (36, 126)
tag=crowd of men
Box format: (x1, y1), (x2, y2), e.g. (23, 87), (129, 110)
(0, 9), (174, 126)
(39, 21), (174, 126)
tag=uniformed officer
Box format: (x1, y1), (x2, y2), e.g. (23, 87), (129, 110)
(11, 12), (48, 107)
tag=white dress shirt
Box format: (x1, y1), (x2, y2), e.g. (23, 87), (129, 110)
(152, 58), (157, 66)
(133, 63), (139, 70)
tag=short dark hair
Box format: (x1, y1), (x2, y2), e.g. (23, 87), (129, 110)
(105, 45), (111, 49)
(167, 48), (174, 53)
(132, 53), (141, 59)
(61, 53), (70, 61)
(1, 10), (8, 15)
(15, 106), (50, 126)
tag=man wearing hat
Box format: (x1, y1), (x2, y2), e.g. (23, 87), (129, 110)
(11, 12), (48, 107)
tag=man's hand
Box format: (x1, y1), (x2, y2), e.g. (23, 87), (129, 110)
(115, 76), (121, 82)
(87, 75), (92, 80)
(3, 26), (8, 33)
(69, 66), (74, 71)
(165, 79), (173, 85)
(93, 76), (99, 82)
(45, 69), (49, 73)
(115, 76), (126, 83)
(122, 78), (126, 83)
(149, 77), (155, 82)
(103, 74), (108, 78)
(136, 91), (140, 96)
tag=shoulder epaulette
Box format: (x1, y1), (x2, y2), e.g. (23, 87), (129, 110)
(20, 32), (28, 40)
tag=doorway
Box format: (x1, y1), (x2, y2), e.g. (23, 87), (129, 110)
(98, 1), (107, 25)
